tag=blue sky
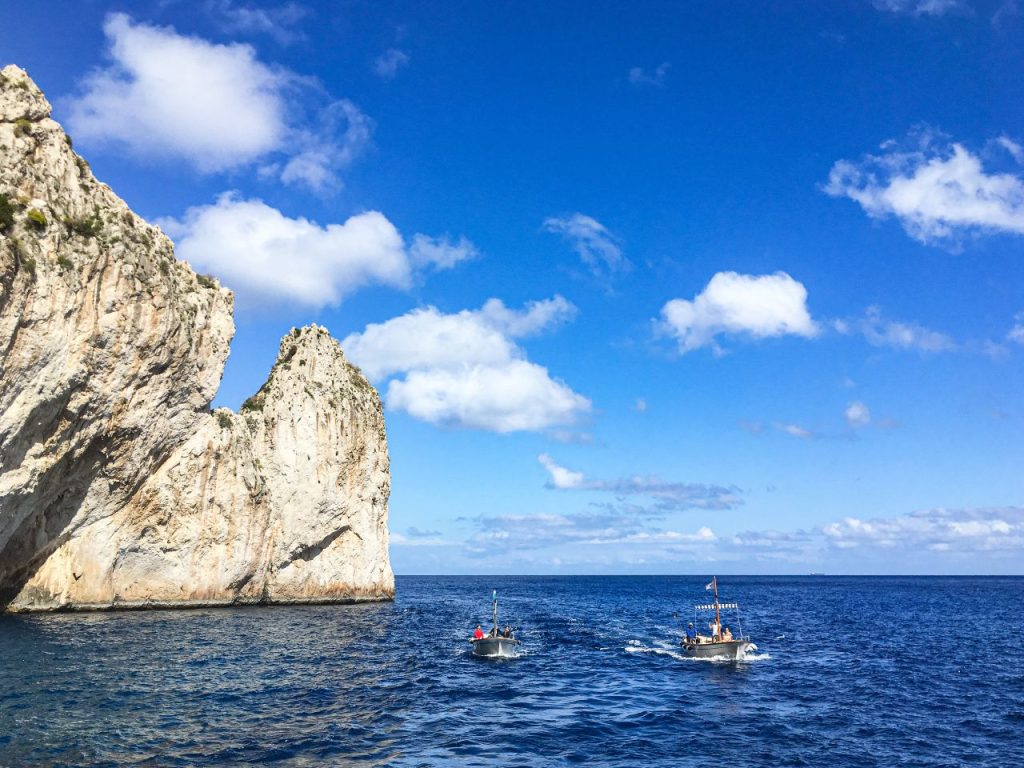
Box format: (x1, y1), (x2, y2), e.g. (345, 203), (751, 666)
(3, 0), (1023, 574)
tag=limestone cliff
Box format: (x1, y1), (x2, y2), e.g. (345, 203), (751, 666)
(0, 66), (393, 611)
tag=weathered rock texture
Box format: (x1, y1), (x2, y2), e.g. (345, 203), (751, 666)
(0, 66), (393, 611)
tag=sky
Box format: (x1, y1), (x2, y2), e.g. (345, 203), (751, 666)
(2, 0), (1023, 574)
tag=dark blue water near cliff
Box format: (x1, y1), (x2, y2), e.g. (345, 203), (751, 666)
(1, 576), (1023, 766)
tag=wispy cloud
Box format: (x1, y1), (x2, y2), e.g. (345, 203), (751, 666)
(403, 504), (1024, 569)
(627, 62), (670, 87)
(820, 507), (1024, 553)
(775, 422), (816, 439)
(466, 506), (717, 556)
(872, 0), (965, 16)
(374, 48), (410, 80)
(537, 455), (742, 511)
(1008, 312), (1024, 345)
(275, 99), (373, 193)
(409, 234), (480, 270)
(205, 0), (310, 44)
(726, 506), (1024, 566)
(543, 213), (629, 281)
(825, 128), (1024, 246)
(836, 306), (956, 352)
(659, 271), (819, 354)
(992, 0), (1021, 29)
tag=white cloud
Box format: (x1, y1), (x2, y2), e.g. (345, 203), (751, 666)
(341, 307), (515, 380)
(68, 14), (368, 190)
(634, 397), (648, 413)
(388, 362), (589, 433)
(536, 455), (742, 510)
(872, 0), (963, 15)
(342, 298), (589, 433)
(659, 271), (818, 354)
(374, 48), (410, 79)
(69, 14), (285, 172)
(843, 306), (956, 352)
(825, 132), (1024, 245)
(543, 213), (629, 279)
(409, 234), (479, 270)
(166, 193), (473, 308)
(628, 62), (670, 87)
(341, 296), (575, 379)
(844, 401), (871, 427)
(538, 453), (585, 489)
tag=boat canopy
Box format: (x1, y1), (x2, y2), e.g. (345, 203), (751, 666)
(687, 578), (749, 642)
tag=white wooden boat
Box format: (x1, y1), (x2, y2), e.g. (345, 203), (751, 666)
(680, 577), (754, 660)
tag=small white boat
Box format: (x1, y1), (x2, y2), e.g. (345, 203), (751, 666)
(470, 590), (521, 658)
(680, 577), (754, 660)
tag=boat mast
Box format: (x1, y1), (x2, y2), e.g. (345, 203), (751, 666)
(492, 589), (498, 634)
(713, 577), (720, 634)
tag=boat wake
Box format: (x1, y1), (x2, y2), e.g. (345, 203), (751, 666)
(625, 639), (770, 664)
(737, 644), (770, 662)
(624, 639), (688, 662)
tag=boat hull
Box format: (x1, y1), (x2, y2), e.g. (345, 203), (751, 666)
(680, 639), (752, 660)
(471, 637), (521, 657)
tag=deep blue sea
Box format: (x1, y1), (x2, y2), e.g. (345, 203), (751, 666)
(1, 576), (1022, 766)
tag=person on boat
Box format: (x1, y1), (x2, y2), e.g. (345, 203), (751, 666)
(722, 626), (733, 641)
(709, 619), (721, 641)
(685, 623), (697, 643)
(502, 625), (513, 638)
(473, 625), (485, 640)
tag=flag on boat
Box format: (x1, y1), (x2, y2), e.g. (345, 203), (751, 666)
(705, 579), (714, 591)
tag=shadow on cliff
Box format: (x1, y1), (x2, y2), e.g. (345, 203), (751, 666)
(1, 433), (144, 610)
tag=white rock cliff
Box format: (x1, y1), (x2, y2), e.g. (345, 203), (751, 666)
(0, 66), (394, 611)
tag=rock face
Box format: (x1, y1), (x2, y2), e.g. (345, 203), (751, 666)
(0, 66), (393, 611)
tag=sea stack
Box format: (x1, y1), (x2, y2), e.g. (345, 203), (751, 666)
(0, 65), (394, 611)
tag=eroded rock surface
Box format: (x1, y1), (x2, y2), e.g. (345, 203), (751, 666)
(0, 66), (393, 611)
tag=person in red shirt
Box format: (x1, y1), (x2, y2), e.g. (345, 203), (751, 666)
(473, 625), (484, 640)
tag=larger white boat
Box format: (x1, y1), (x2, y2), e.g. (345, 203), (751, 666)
(680, 577), (753, 660)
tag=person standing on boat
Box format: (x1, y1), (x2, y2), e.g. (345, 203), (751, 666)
(473, 625), (484, 640)
(709, 618), (721, 641)
(685, 623), (697, 643)
(502, 625), (513, 638)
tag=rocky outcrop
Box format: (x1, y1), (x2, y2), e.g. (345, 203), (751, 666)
(0, 66), (393, 611)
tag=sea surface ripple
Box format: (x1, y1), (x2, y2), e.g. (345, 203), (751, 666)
(1, 576), (1022, 766)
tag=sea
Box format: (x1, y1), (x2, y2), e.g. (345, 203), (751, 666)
(1, 575), (1022, 767)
